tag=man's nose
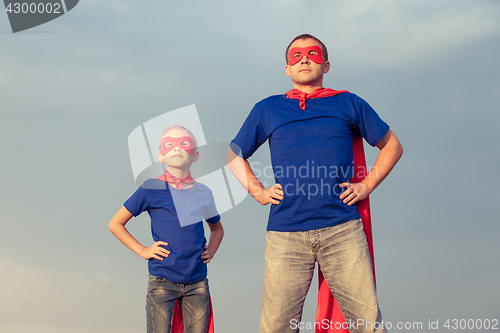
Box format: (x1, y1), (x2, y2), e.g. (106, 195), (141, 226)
(300, 55), (310, 64)
(173, 145), (182, 152)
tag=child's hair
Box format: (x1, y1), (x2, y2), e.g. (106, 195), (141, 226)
(158, 125), (198, 153)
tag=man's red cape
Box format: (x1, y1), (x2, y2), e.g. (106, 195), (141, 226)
(285, 88), (376, 333)
(315, 135), (376, 333)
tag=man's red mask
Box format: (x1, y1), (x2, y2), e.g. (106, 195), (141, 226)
(159, 136), (195, 155)
(288, 46), (325, 66)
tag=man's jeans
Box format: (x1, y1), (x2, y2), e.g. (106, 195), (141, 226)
(259, 219), (386, 333)
(146, 275), (210, 333)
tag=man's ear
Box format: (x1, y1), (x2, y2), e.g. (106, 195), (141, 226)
(285, 65), (291, 77)
(192, 151), (200, 163)
(323, 61), (331, 74)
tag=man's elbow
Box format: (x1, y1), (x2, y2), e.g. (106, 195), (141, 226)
(394, 135), (403, 160)
(381, 130), (403, 160)
(227, 148), (235, 165)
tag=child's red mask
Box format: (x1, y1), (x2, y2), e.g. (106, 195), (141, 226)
(159, 136), (195, 155)
(288, 46), (324, 66)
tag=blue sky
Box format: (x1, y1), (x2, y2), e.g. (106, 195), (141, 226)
(1, 1), (499, 332)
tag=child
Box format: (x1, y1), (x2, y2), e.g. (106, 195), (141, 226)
(109, 125), (224, 333)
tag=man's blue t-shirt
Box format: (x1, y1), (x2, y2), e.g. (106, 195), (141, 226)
(231, 93), (389, 232)
(124, 179), (220, 284)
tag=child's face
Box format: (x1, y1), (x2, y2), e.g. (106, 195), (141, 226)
(158, 128), (199, 170)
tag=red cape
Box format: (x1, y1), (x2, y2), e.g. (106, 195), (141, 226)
(171, 296), (215, 333)
(315, 135), (376, 333)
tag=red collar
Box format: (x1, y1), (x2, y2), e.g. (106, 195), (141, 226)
(285, 87), (349, 110)
(157, 170), (195, 190)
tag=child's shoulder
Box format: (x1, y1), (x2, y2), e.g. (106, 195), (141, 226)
(139, 178), (169, 190)
(190, 182), (214, 194)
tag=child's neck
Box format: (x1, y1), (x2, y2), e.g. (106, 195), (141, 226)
(165, 167), (190, 179)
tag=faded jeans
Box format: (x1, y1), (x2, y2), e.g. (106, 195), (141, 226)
(146, 275), (210, 333)
(259, 218), (386, 333)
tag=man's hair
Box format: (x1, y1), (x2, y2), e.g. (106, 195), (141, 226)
(285, 34), (328, 64)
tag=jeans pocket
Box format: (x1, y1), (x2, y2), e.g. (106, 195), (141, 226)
(147, 275), (165, 293)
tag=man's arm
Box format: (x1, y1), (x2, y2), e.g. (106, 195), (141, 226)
(227, 148), (283, 205)
(339, 129), (403, 206)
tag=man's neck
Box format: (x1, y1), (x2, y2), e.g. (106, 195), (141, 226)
(292, 83), (323, 94)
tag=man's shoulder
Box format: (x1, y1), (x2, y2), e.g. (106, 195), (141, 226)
(325, 90), (357, 101)
(255, 94), (285, 107)
(333, 91), (368, 104)
(317, 91), (371, 109)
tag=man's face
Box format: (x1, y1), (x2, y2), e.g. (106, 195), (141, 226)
(285, 38), (330, 88)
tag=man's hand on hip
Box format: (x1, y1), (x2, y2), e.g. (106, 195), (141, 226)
(255, 183), (283, 205)
(339, 182), (369, 206)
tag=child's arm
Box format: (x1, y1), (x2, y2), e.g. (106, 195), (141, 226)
(201, 221), (224, 264)
(109, 206), (170, 261)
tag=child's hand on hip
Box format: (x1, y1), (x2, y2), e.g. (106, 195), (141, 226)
(140, 241), (170, 260)
(201, 245), (212, 264)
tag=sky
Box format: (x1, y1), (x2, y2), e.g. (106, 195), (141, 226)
(1, 0), (499, 332)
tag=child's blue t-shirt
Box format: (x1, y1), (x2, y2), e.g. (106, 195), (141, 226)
(231, 93), (389, 232)
(124, 179), (220, 284)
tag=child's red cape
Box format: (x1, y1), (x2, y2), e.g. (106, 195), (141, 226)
(170, 296), (215, 333)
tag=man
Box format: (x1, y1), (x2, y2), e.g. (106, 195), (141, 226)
(227, 34), (403, 333)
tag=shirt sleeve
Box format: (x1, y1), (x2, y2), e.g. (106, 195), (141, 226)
(203, 188), (221, 224)
(123, 186), (149, 217)
(351, 95), (390, 147)
(230, 104), (268, 159)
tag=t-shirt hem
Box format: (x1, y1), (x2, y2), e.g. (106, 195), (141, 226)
(149, 271), (208, 284)
(266, 212), (361, 232)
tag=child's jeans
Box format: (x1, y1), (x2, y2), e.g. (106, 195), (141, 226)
(146, 275), (210, 333)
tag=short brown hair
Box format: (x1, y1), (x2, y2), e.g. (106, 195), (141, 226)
(285, 34), (328, 64)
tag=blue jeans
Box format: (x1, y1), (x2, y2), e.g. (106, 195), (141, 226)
(259, 219), (386, 333)
(146, 275), (210, 333)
